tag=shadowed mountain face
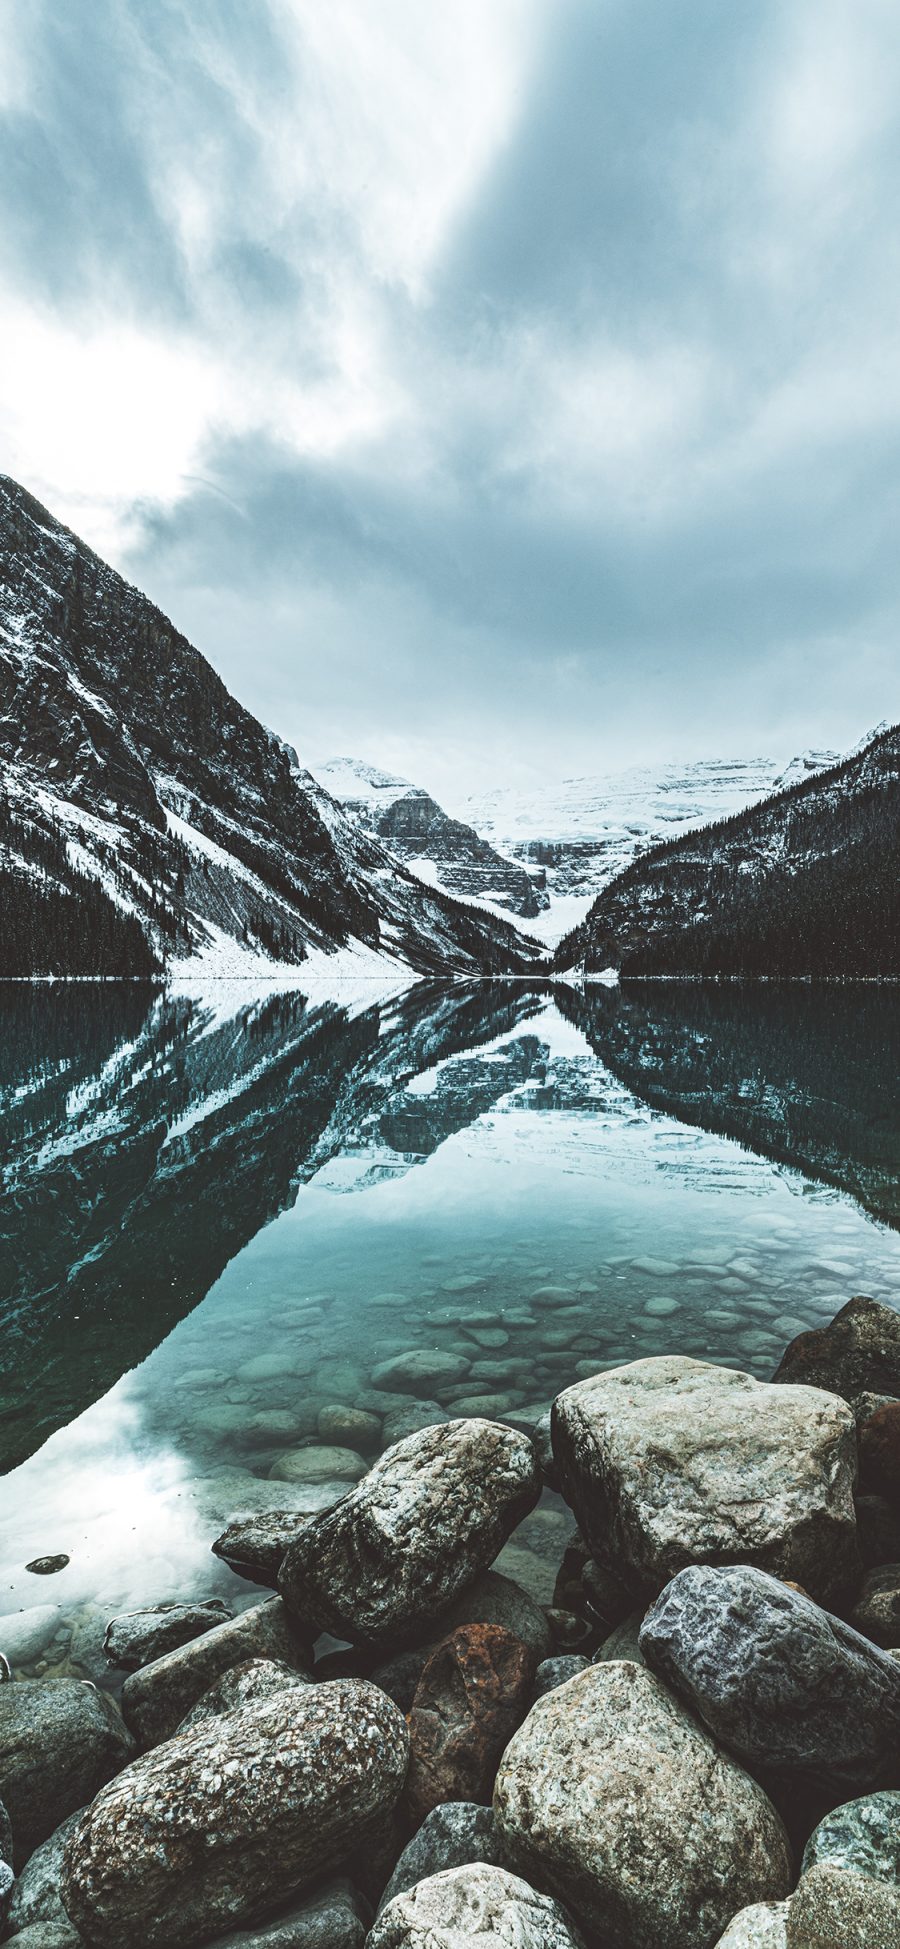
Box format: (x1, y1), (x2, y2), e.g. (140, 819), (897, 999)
(0, 981), (548, 1471)
(554, 981), (900, 1231)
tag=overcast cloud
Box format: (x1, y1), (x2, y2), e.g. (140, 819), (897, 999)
(1, 0), (899, 799)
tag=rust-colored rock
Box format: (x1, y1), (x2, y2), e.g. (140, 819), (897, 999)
(859, 1402), (900, 1504)
(406, 1623), (535, 1824)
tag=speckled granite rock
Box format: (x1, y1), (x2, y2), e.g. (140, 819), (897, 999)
(103, 1600), (232, 1671)
(802, 1789), (900, 1881)
(532, 1655), (589, 1699)
(212, 1513), (316, 1589)
(850, 1565), (900, 1648)
(376, 1803), (510, 1916)
(7, 1808), (83, 1936)
(552, 1358), (859, 1605)
(493, 1661), (791, 1949)
(61, 1680), (409, 1949)
(368, 1865), (585, 1949)
(121, 1597), (312, 1747)
(640, 1564), (900, 1796)
(174, 1657), (312, 1733)
(786, 1863), (900, 1946)
(713, 1904), (789, 1947)
(278, 1421), (540, 1648)
(0, 1679), (132, 1865)
(210, 1877), (370, 1947)
(4, 1925), (83, 1947)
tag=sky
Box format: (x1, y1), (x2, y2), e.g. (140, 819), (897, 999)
(1, 0), (899, 803)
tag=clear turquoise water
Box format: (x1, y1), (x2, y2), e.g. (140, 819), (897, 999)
(1, 978), (899, 1681)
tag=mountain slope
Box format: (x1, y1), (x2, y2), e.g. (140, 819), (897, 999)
(313, 756), (548, 920)
(554, 723), (900, 976)
(0, 477), (544, 978)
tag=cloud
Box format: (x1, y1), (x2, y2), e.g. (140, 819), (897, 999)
(0, 0), (898, 792)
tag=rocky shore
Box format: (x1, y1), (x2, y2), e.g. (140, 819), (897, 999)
(4, 1295), (900, 1947)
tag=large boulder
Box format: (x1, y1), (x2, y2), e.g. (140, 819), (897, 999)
(121, 1597), (311, 1747)
(802, 1788), (900, 1881)
(406, 1625), (534, 1824)
(209, 1878), (369, 1947)
(212, 1513), (315, 1589)
(368, 1864), (585, 1949)
(103, 1600), (232, 1671)
(640, 1564), (900, 1796)
(785, 1863), (900, 1946)
(552, 1358), (859, 1605)
(376, 1803), (509, 1916)
(773, 1296), (900, 1402)
(0, 1679), (132, 1865)
(493, 1661), (791, 1949)
(61, 1679), (408, 1949)
(7, 1809), (83, 1937)
(278, 1421), (540, 1648)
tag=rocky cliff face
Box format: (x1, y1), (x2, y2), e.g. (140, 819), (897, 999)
(554, 723), (900, 976)
(313, 757), (548, 920)
(0, 477), (544, 977)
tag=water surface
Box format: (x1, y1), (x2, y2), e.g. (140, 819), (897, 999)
(2, 979), (899, 1681)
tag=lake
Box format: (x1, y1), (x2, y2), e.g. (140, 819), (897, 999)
(2, 978), (899, 1684)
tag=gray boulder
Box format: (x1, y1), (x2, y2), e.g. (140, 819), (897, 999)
(103, 1599), (232, 1670)
(713, 1906), (789, 1947)
(0, 1679), (132, 1865)
(213, 1514), (317, 1589)
(210, 1878), (369, 1948)
(493, 1660), (791, 1949)
(640, 1563), (900, 1796)
(377, 1802), (509, 1915)
(278, 1421), (540, 1648)
(121, 1596), (311, 1747)
(552, 1357), (859, 1605)
(61, 1679), (408, 1949)
(532, 1656), (589, 1700)
(849, 1565), (900, 1648)
(786, 1862), (900, 1946)
(175, 1657), (311, 1733)
(802, 1788), (900, 1882)
(368, 1865), (585, 1949)
(7, 1809), (83, 1936)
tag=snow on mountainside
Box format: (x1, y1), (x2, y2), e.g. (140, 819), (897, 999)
(312, 755), (549, 922)
(555, 721), (900, 978)
(0, 477), (544, 978)
(460, 750), (862, 921)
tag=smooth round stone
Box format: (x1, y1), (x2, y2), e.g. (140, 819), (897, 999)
(441, 1277), (483, 1293)
(771, 1316), (812, 1341)
(631, 1257), (680, 1277)
(0, 1606), (62, 1666)
(317, 1405), (382, 1451)
(644, 1298), (681, 1318)
(269, 1447), (366, 1485)
(173, 1368), (225, 1390)
(448, 1393), (522, 1418)
(25, 1557), (69, 1577)
(371, 1351), (471, 1393)
(465, 1329), (510, 1350)
(193, 1404), (250, 1437)
(239, 1354), (305, 1383)
(249, 1409), (306, 1438)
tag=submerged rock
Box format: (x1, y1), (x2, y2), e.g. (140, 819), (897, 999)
(270, 1447), (366, 1486)
(61, 1680), (409, 1949)
(103, 1600), (232, 1671)
(0, 1679), (132, 1865)
(406, 1624), (535, 1823)
(639, 1563), (900, 1796)
(121, 1597), (312, 1748)
(0, 1606), (62, 1668)
(278, 1420), (540, 1648)
(370, 1353), (470, 1394)
(369, 1865), (585, 1949)
(493, 1661), (791, 1949)
(773, 1296), (900, 1402)
(552, 1356), (859, 1604)
(376, 1803), (509, 1916)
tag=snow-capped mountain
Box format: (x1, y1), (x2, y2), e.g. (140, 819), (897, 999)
(312, 756), (548, 921)
(460, 752), (855, 922)
(0, 477), (544, 978)
(554, 722), (900, 977)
